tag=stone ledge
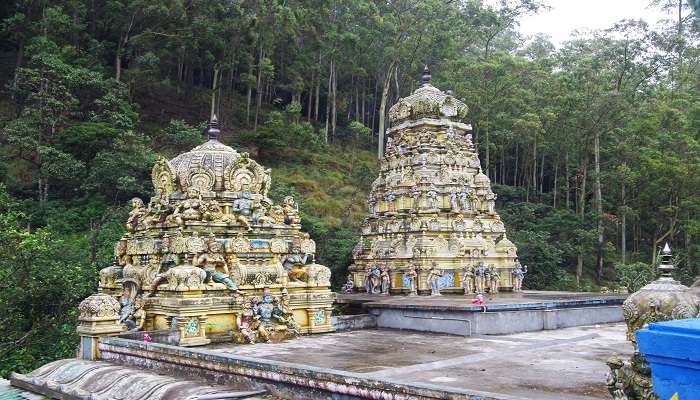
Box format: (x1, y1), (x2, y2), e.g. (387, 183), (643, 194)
(98, 337), (519, 400)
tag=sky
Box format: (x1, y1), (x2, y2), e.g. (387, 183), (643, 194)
(512, 0), (672, 46)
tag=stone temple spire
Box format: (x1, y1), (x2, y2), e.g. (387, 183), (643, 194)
(421, 65), (432, 85)
(207, 114), (221, 141)
(658, 242), (675, 280)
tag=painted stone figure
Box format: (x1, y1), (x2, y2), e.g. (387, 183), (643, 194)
(474, 261), (487, 294)
(405, 266), (418, 296)
(487, 264), (500, 293)
(197, 233), (237, 292)
(126, 198), (146, 233)
(232, 192), (253, 231)
(512, 261), (527, 292)
(342, 274), (355, 293)
(427, 263), (444, 296)
(380, 267), (391, 295)
(461, 264), (474, 295)
(238, 300), (269, 344)
(365, 265), (382, 294)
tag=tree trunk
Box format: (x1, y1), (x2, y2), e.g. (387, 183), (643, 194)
(307, 68), (314, 121)
(246, 60), (253, 125)
(314, 51), (321, 121)
(331, 60), (337, 138)
(594, 131), (604, 280)
(361, 78), (366, 125)
(210, 66), (219, 120)
(254, 46), (264, 131)
(553, 156), (558, 208)
(565, 151), (570, 210)
(513, 144), (518, 187)
(377, 61), (396, 159)
(576, 160), (588, 286)
(540, 152), (545, 194)
(621, 183), (626, 265)
(324, 59), (333, 144)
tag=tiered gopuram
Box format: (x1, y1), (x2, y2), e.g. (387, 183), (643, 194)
(348, 68), (520, 295)
(95, 117), (334, 347)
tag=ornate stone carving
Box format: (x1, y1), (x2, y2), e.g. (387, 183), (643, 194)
(151, 157), (176, 197)
(350, 68), (517, 295)
(79, 293), (121, 321)
(608, 244), (700, 399)
(163, 264), (207, 291)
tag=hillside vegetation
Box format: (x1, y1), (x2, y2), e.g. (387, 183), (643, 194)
(0, 0), (699, 377)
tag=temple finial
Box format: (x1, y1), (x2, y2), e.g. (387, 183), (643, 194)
(421, 65), (431, 85)
(658, 242), (674, 279)
(207, 114), (220, 141)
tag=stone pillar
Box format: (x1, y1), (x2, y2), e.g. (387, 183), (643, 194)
(76, 293), (124, 360)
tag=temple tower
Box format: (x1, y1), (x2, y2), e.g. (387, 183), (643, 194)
(96, 116), (334, 346)
(349, 68), (519, 295)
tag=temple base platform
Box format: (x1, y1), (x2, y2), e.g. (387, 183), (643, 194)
(18, 323), (630, 400)
(335, 290), (626, 336)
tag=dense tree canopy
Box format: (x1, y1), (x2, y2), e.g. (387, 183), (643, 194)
(0, 0), (698, 377)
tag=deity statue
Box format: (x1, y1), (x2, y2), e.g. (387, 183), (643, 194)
(232, 192), (254, 231)
(405, 266), (418, 296)
(426, 263), (443, 296)
(118, 282), (145, 331)
(282, 245), (312, 283)
(201, 199), (225, 222)
(181, 188), (204, 222)
(271, 295), (300, 335)
(512, 261), (527, 292)
(254, 293), (274, 324)
(380, 267), (391, 295)
(237, 300), (269, 344)
(426, 190), (440, 211)
(461, 264), (475, 295)
(282, 196), (301, 225)
(449, 190), (460, 212)
(367, 194), (377, 216)
(197, 233), (237, 292)
(126, 198), (147, 233)
(487, 264), (500, 293)
(364, 265), (382, 294)
(485, 191), (497, 215)
(342, 274), (355, 293)
(473, 261), (487, 294)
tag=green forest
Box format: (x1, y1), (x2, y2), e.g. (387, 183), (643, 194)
(0, 0), (699, 377)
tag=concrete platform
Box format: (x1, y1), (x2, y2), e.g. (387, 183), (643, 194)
(337, 291), (626, 335)
(97, 323), (631, 400)
(210, 324), (631, 400)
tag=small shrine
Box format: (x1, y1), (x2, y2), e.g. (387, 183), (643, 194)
(93, 117), (334, 348)
(348, 67), (520, 295)
(607, 244), (699, 398)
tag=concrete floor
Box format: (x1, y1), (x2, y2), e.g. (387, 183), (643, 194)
(209, 323), (632, 400)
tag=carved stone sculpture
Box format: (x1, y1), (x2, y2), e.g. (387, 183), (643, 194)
(83, 115), (335, 346)
(607, 244), (699, 399)
(462, 264), (474, 295)
(349, 68), (517, 295)
(405, 266), (418, 296)
(427, 263), (444, 296)
(512, 261), (527, 292)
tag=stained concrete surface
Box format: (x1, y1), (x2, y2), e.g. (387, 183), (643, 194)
(337, 290), (627, 309)
(209, 323), (632, 400)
